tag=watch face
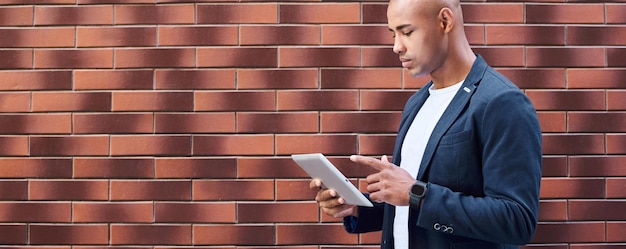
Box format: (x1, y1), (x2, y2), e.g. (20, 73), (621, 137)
(411, 184), (425, 196)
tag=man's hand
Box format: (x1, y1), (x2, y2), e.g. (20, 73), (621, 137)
(350, 155), (416, 206)
(309, 179), (358, 218)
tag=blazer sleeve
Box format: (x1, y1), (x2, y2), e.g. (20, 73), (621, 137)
(343, 194), (386, 233)
(416, 88), (542, 245)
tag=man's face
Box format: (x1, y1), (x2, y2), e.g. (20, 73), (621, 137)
(387, 0), (447, 78)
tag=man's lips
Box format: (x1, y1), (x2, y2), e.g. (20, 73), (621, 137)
(400, 58), (412, 68)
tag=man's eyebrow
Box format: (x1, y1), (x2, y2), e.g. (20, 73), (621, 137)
(388, 24), (412, 32)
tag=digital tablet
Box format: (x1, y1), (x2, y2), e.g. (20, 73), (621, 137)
(291, 153), (373, 207)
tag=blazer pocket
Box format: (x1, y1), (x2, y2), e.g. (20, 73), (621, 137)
(439, 130), (472, 145)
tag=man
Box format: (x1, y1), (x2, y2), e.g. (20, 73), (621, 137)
(310, 0), (543, 248)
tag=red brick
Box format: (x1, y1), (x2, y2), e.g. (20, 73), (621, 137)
(607, 4), (626, 24)
(0, 180), (27, 200)
(0, 114), (70, 134)
(528, 47), (605, 68)
(197, 3), (277, 24)
(32, 92), (111, 112)
(77, 27), (156, 47)
(159, 26), (238, 46)
(74, 70), (153, 90)
(537, 112), (566, 133)
(275, 134), (357, 155)
(277, 90), (358, 111)
(570, 200), (626, 220)
(35, 6), (112, 25)
(358, 134), (397, 156)
(276, 224), (358, 245)
(607, 222), (626, 242)
(276, 179), (316, 201)
(194, 91), (276, 111)
(30, 136), (109, 156)
(192, 180), (274, 201)
(155, 203), (235, 223)
(540, 178), (605, 199)
(197, 48), (277, 68)
(114, 4), (194, 24)
(73, 113), (153, 134)
(462, 3), (524, 23)
(78, 0), (152, 3)
(362, 47), (401, 67)
(238, 203), (318, 223)
(280, 3), (360, 24)
(608, 48), (626, 67)
(607, 178), (626, 198)
(568, 26), (626, 46)
(542, 156), (568, 177)
(538, 200), (567, 221)
(155, 113), (235, 133)
(30, 224), (108, 245)
(193, 225), (274, 245)
(569, 112), (626, 133)
(35, 49), (113, 69)
(155, 69), (235, 90)
(321, 69), (402, 89)
(241, 25), (320, 45)
(0, 136), (28, 156)
(608, 90), (626, 110)
(238, 69), (318, 89)
(0, 71), (72, 91)
(322, 25), (391, 45)
(0, 224), (27, 244)
(465, 25), (485, 45)
(29, 180), (108, 201)
(0, 202), (70, 222)
(360, 90), (414, 111)
(486, 25), (565, 45)
(0, 6), (33, 26)
(237, 157), (309, 179)
(607, 134), (626, 154)
(192, 135), (274, 156)
(73, 202), (153, 223)
(237, 112), (319, 133)
(0, 50), (32, 69)
(112, 92), (193, 112)
(110, 180), (191, 201)
(321, 112), (401, 133)
(532, 222), (605, 243)
(0, 93), (30, 112)
(73, 158), (154, 179)
(526, 4), (604, 24)
(0, 158), (71, 178)
(279, 47), (360, 68)
(473, 47), (524, 67)
(155, 158), (236, 179)
(568, 69), (626, 89)
(542, 134), (605, 155)
(363, 3), (387, 24)
(570, 156), (626, 177)
(0, 28), (74, 48)
(498, 69), (566, 89)
(110, 135), (191, 156)
(111, 224), (191, 245)
(115, 48), (195, 68)
(525, 90), (604, 111)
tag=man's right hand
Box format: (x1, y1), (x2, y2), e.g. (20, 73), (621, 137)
(310, 179), (358, 218)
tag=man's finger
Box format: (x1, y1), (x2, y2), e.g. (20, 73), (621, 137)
(350, 155), (394, 171)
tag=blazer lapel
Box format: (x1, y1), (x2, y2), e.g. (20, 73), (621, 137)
(392, 85), (431, 166)
(416, 55), (488, 180)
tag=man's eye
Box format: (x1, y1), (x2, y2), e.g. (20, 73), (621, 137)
(403, 31), (413, 36)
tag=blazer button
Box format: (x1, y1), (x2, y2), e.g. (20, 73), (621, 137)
(433, 223), (441, 231)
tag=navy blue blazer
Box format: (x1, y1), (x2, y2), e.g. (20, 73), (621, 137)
(344, 55), (542, 249)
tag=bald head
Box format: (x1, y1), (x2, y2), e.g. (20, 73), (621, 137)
(388, 0), (464, 26)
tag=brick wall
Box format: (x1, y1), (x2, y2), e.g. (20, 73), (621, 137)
(0, 0), (624, 248)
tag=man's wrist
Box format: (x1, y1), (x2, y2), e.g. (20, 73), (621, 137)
(408, 181), (427, 209)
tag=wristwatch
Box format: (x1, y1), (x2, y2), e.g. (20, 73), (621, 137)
(409, 180), (428, 209)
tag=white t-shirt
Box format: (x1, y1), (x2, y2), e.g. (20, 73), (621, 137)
(393, 81), (463, 249)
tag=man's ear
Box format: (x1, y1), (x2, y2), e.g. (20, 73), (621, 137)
(439, 7), (455, 33)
